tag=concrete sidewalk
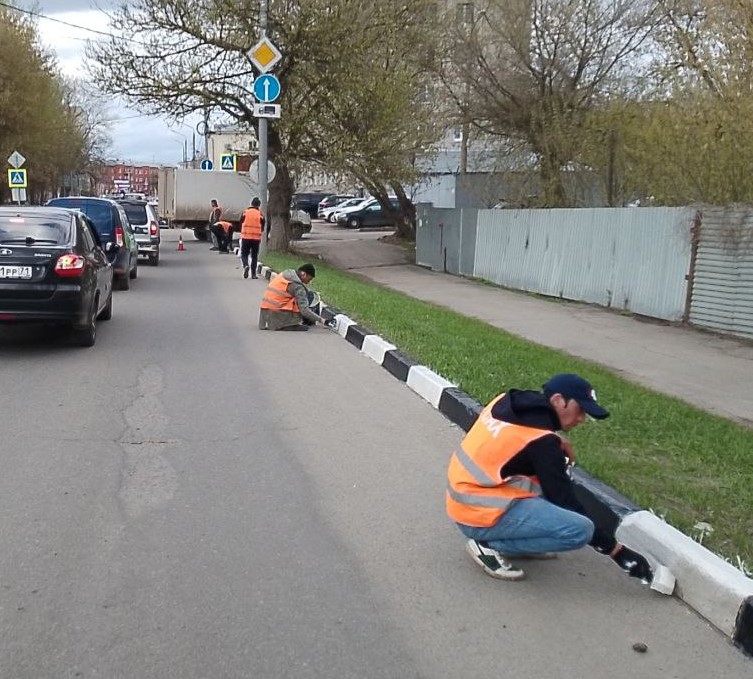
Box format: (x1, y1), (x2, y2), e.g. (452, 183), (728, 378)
(295, 235), (753, 427)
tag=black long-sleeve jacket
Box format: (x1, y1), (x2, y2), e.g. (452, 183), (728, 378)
(490, 389), (616, 553)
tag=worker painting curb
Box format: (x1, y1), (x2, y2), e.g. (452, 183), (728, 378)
(257, 262), (753, 655)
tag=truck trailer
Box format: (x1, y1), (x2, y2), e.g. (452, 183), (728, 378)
(157, 167), (258, 240)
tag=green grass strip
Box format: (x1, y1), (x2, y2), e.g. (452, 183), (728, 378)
(263, 252), (753, 568)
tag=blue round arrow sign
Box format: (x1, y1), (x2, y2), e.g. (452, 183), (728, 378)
(253, 74), (281, 103)
(200, 159), (213, 170)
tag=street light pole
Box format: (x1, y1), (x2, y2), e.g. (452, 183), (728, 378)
(258, 0), (269, 256)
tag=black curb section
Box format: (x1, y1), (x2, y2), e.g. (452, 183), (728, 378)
(571, 467), (640, 538)
(438, 387), (482, 432)
(735, 597), (753, 656)
(345, 324), (370, 350)
(321, 306), (341, 322)
(382, 349), (419, 382)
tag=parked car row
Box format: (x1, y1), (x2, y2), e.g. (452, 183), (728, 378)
(0, 196), (162, 347)
(293, 191), (411, 230)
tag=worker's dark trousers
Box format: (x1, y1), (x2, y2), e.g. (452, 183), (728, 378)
(210, 224), (231, 252)
(240, 239), (261, 273)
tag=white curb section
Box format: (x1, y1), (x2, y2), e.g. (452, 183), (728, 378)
(406, 365), (456, 408)
(261, 265), (272, 278)
(333, 314), (356, 338)
(361, 335), (396, 365)
(617, 511), (753, 637)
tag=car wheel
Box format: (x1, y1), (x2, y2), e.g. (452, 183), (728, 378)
(149, 252), (160, 266)
(291, 224), (304, 240)
(193, 228), (208, 241)
(130, 259), (138, 279)
(97, 291), (113, 321)
(117, 272), (130, 290)
(74, 298), (97, 347)
(348, 217), (360, 229)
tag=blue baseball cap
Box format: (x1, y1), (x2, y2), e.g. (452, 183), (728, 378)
(542, 374), (609, 419)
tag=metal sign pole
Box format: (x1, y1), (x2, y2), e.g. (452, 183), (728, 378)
(258, 0), (269, 256)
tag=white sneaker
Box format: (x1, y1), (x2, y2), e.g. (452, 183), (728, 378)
(465, 540), (525, 580)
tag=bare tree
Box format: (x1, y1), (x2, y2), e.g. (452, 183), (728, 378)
(88, 0), (444, 246)
(441, 0), (658, 206)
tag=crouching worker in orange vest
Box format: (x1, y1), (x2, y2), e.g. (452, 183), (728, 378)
(240, 197), (265, 278)
(258, 263), (329, 331)
(210, 220), (234, 254)
(447, 373), (653, 582)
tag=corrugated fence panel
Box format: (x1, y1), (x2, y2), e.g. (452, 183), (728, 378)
(416, 205), (460, 271)
(690, 207), (753, 339)
(473, 208), (693, 320)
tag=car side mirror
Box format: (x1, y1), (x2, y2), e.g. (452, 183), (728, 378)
(105, 242), (120, 253)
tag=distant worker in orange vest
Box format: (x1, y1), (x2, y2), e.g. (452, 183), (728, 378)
(210, 220), (233, 254)
(240, 197), (265, 278)
(258, 263), (330, 331)
(447, 373), (653, 582)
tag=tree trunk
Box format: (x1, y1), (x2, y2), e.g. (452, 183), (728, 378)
(391, 183), (416, 240)
(538, 149), (569, 207)
(266, 127), (295, 252)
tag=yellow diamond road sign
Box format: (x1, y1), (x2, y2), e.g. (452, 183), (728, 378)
(249, 37), (282, 73)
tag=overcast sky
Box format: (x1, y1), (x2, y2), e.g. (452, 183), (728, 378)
(15, 0), (199, 166)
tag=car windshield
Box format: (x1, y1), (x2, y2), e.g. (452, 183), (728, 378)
(0, 215), (71, 244)
(122, 204), (148, 225)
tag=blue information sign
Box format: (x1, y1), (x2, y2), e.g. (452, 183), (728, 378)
(200, 159), (213, 171)
(253, 74), (281, 103)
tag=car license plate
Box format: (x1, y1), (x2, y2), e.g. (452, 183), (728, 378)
(0, 266), (32, 279)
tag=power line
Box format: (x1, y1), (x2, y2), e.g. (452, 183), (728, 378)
(0, 1), (152, 47)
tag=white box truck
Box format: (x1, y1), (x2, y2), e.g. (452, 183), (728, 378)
(157, 167), (258, 241)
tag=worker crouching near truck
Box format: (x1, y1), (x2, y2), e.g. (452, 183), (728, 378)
(258, 263), (330, 331)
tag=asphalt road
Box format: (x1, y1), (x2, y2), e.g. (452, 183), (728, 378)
(0, 230), (749, 678)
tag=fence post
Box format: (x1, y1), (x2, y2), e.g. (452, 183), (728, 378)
(682, 210), (703, 324)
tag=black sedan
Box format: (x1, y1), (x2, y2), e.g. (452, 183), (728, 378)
(336, 197), (401, 229)
(0, 207), (114, 347)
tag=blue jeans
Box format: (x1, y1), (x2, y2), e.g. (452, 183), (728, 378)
(457, 498), (594, 554)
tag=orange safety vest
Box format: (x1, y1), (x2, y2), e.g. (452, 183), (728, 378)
(215, 220), (233, 233)
(260, 273), (300, 313)
(241, 207), (263, 240)
(446, 393), (555, 527)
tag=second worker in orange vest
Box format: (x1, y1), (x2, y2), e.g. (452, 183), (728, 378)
(447, 373), (653, 582)
(240, 197), (265, 278)
(258, 263), (329, 331)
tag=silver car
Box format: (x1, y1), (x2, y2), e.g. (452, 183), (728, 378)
(117, 199), (161, 266)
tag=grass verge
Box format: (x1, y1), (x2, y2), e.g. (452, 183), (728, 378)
(263, 252), (753, 568)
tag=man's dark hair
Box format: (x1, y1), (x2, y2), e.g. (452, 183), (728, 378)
(251, 197), (261, 207)
(298, 263), (316, 278)
(211, 199), (218, 206)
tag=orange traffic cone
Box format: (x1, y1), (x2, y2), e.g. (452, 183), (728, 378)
(177, 235), (185, 251)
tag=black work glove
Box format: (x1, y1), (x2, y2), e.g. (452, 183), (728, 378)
(612, 545), (653, 582)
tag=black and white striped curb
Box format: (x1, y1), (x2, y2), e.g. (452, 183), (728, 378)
(257, 263), (753, 656)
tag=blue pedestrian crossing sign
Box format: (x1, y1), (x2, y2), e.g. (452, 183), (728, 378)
(200, 159), (213, 171)
(253, 74), (281, 103)
(7, 168), (27, 188)
(220, 154), (236, 171)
